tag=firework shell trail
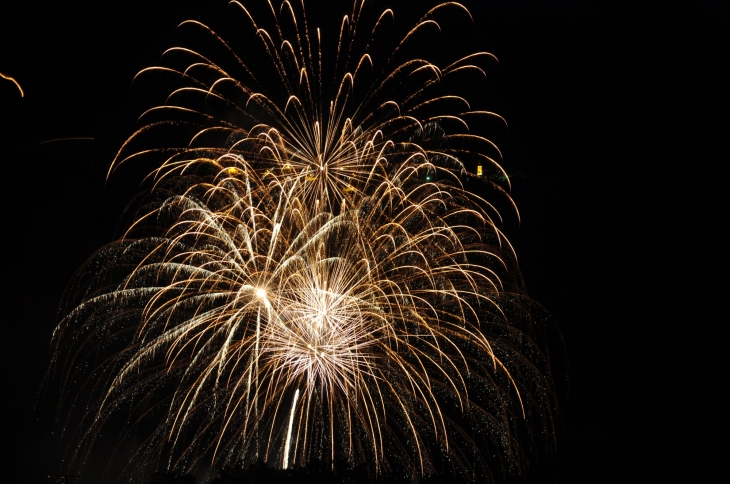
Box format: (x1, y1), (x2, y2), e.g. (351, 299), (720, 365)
(51, 1), (560, 482)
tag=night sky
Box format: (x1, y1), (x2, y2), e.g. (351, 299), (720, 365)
(1, 0), (726, 482)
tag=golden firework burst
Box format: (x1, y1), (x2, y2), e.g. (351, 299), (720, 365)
(52, 1), (558, 482)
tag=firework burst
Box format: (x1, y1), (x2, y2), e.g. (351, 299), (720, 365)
(51, 1), (558, 482)
(115, 0), (510, 213)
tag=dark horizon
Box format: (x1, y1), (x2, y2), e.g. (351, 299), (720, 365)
(1, 0), (725, 482)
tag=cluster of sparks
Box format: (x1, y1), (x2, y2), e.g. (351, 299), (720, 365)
(52, 1), (557, 482)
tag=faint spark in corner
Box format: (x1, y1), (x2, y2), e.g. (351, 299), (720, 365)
(39, 137), (95, 145)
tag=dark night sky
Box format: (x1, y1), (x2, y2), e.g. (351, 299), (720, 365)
(1, 1), (726, 482)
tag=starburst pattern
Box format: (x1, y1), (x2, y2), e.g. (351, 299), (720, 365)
(51, 1), (558, 482)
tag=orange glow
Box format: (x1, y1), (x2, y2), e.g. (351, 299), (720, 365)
(0, 71), (24, 97)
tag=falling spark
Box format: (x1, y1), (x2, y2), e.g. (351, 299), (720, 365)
(0, 71), (24, 97)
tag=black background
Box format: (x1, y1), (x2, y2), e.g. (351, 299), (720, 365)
(1, 0), (727, 482)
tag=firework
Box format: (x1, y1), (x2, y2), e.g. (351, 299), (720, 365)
(113, 0), (511, 214)
(52, 1), (558, 482)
